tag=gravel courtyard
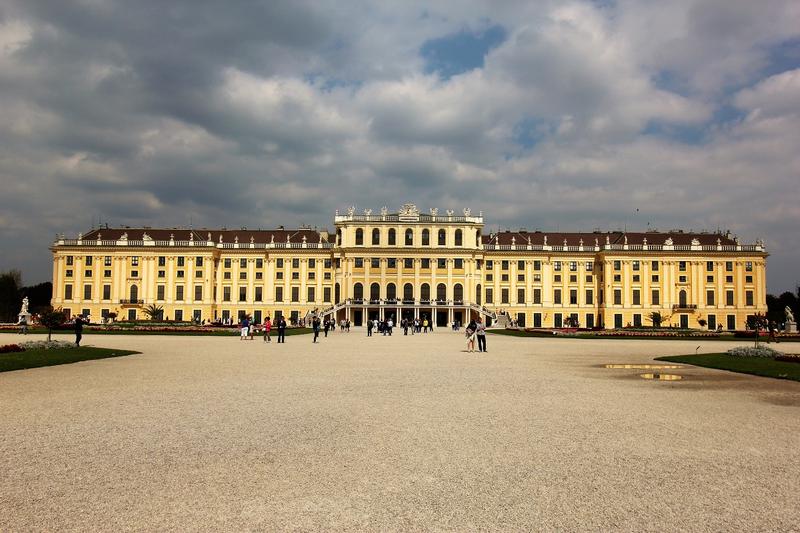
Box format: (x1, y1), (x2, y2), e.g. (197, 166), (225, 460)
(1, 330), (798, 531)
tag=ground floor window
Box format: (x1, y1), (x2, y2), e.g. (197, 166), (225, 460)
(193, 309), (202, 322)
(238, 310), (247, 321)
(614, 314), (623, 328)
(127, 309), (136, 320)
(727, 314), (736, 330)
(175, 310), (183, 321)
(586, 313), (594, 329)
(222, 310), (230, 321)
(253, 310), (262, 324)
(516, 313), (525, 327)
(533, 313), (542, 328)
(554, 313), (562, 328)
(679, 315), (689, 328)
(633, 313), (642, 327)
(708, 314), (716, 330)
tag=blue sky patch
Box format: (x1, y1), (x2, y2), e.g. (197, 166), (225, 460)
(421, 25), (506, 79)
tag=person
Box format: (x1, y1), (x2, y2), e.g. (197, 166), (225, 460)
(74, 315), (84, 347)
(402, 318), (409, 335)
(240, 316), (250, 341)
(367, 318), (373, 337)
(277, 317), (286, 343)
(465, 318), (477, 352)
(312, 316), (320, 343)
(263, 316), (272, 342)
(422, 318), (429, 333)
(18, 314), (28, 335)
(476, 317), (487, 352)
(768, 321), (779, 343)
(323, 319), (330, 338)
(387, 317), (393, 336)
(346, 319), (350, 332)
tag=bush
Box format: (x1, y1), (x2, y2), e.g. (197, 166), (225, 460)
(20, 340), (76, 350)
(727, 346), (783, 358)
(0, 344), (25, 353)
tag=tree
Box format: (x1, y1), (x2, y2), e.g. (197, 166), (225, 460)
(0, 270), (22, 322)
(143, 304), (164, 321)
(746, 313), (769, 347)
(19, 282), (53, 314)
(39, 307), (67, 342)
(648, 312), (662, 328)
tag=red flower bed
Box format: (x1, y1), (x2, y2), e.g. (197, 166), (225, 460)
(0, 344), (25, 353)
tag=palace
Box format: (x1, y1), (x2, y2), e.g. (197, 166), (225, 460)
(50, 204), (767, 330)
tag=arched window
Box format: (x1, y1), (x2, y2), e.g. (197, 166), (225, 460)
(386, 283), (396, 301)
(476, 283), (482, 305)
(421, 283), (430, 301)
(370, 282), (380, 301)
(336, 229), (342, 245)
(436, 283), (447, 302)
(403, 283), (414, 301)
(130, 285), (138, 302)
(353, 283), (363, 300)
(372, 228), (380, 245)
(335, 283), (341, 303)
(679, 289), (687, 307)
(388, 228), (396, 245)
(355, 228), (364, 246)
(438, 229), (446, 246)
(476, 230), (481, 247)
(405, 228), (413, 246)
(422, 229), (430, 246)
(455, 229), (463, 246)
(453, 283), (463, 303)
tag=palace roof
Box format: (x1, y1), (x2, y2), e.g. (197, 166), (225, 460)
(482, 230), (737, 247)
(80, 228), (327, 244)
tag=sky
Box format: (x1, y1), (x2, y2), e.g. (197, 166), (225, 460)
(0, 0), (799, 293)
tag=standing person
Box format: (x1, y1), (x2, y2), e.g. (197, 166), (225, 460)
(324, 319), (330, 338)
(367, 318), (373, 337)
(277, 317), (286, 343)
(74, 315), (84, 347)
(387, 317), (393, 336)
(768, 321), (779, 343)
(346, 319), (350, 332)
(240, 316), (250, 341)
(423, 317), (429, 333)
(263, 316), (272, 342)
(312, 316), (320, 343)
(465, 318), (477, 353)
(402, 318), (409, 335)
(476, 317), (487, 352)
(18, 315), (28, 335)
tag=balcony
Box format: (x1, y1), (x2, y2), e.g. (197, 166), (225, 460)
(119, 299), (144, 306)
(672, 304), (697, 312)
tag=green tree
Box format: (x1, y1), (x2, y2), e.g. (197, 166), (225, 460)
(648, 312), (662, 328)
(0, 270), (22, 322)
(39, 307), (67, 342)
(143, 304), (164, 321)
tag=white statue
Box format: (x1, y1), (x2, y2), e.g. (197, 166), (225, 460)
(786, 306), (795, 323)
(446, 209), (454, 216)
(430, 208), (438, 216)
(346, 206), (356, 216)
(364, 208), (372, 216)
(399, 203), (419, 216)
(381, 206), (388, 216)
(463, 207), (471, 216)
(20, 296), (29, 316)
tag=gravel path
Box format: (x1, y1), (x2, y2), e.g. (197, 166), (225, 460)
(1, 331), (798, 531)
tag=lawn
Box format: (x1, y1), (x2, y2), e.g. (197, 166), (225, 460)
(0, 346), (141, 373)
(1, 327), (313, 337)
(656, 353), (800, 382)
(487, 329), (800, 342)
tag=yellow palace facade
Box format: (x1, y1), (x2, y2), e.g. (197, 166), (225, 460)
(50, 203), (767, 330)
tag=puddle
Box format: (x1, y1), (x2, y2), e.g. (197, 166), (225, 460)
(604, 364), (683, 370)
(640, 373), (683, 381)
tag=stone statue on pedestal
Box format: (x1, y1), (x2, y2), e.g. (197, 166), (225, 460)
(18, 296), (31, 334)
(785, 306), (797, 333)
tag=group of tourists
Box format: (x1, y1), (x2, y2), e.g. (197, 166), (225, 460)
(239, 316), (288, 343)
(463, 317), (488, 353)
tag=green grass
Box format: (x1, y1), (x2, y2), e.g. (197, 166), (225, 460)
(656, 353), (800, 382)
(0, 346), (141, 373)
(487, 329), (800, 342)
(1, 327), (313, 336)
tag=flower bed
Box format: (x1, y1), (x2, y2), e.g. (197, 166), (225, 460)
(0, 344), (25, 353)
(21, 340), (76, 350)
(727, 346), (783, 358)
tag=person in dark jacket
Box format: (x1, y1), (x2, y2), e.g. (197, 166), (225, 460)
(312, 317), (321, 343)
(277, 317), (287, 343)
(74, 315), (85, 347)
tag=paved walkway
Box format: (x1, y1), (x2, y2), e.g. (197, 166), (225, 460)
(1, 331), (798, 531)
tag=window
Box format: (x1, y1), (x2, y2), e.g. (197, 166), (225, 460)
(569, 261), (578, 272)
(633, 314), (642, 327)
(177, 270), (185, 278)
(533, 260), (541, 270)
(323, 287), (331, 302)
(614, 314), (623, 328)
(652, 290), (660, 306)
(651, 261), (659, 271)
(223, 287), (231, 302)
(405, 229), (413, 246)
(66, 270), (73, 277)
(613, 289), (622, 305)
(130, 270), (139, 278)
(131, 257), (139, 266)
(421, 229), (429, 246)
(255, 258), (263, 269)
(486, 260), (493, 269)
(517, 260), (525, 270)
(276, 258), (284, 268)
(437, 258), (446, 269)
(570, 275), (577, 283)
(485, 288), (493, 304)
(533, 288), (541, 304)
(275, 272), (283, 280)
(745, 261), (753, 272)
(501, 261), (509, 270)
(85, 256), (93, 266)
(454, 259), (463, 269)
(387, 258), (396, 269)
(553, 261), (562, 271)
(652, 275), (659, 282)
(403, 283), (414, 301)
(501, 288), (509, 304)
(585, 275), (592, 283)
(355, 228), (364, 245)
(291, 287), (300, 302)
(632, 260), (640, 271)
(725, 261), (733, 272)
(554, 289), (562, 304)
(195, 285), (203, 301)
(65, 284), (73, 299)
(613, 274), (621, 282)
(172, 309), (183, 322)
(745, 291), (753, 306)
(708, 315), (716, 330)
(292, 258), (299, 269)
(679, 276), (687, 283)
(404, 258), (413, 269)
(746, 275), (753, 283)
(103, 285), (111, 300)
(706, 290), (715, 306)
(453, 284), (463, 302)
(323, 272), (330, 280)
(224, 258), (232, 268)
(104, 256), (112, 266)
(518, 274), (525, 282)
(555, 313), (563, 328)
(569, 289), (578, 305)
(613, 260), (621, 270)
(706, 275), (714, 283)
(706, 261), (714, 271)
(157, 285), (165, 300)
(727, 315), (736, 330)
(104, 270), (111, 278)
(177, 257), (185, 267)
(726, 290), (734, 306)
(554, 275), (561, 282)
(389, 229), (397, 245)
(421, 283), (430, 301)
(291, 272), (299, 280)
(308, 287), (315, 302)
(176, 285), (185, 301)
(83, 284), (92, 300)
(585, 290), (593, 305)
(421, 258), (430, 269)
(157, 256), (166, 267)
(372, 228), (380, 245)
(726, 276), (733, 283)
(66, 256), (74, 266)
(486, 274), (493, 281)
(517, 288), (525, 304)
(437, 283), (447, 302)
(255, 272), (262, 280)
(85, 270), (92, 277)
(633, 289), (640, 306)
(371, 258), (380, 269)
(275, 287), (283, 302)
(454, 229), (463, 246)
(196, 257), (204, 267)
(438, 229), (446, 246)
(679, 261), (687, 271)
(585, 261), (593, 272)
(355, 258), (364, 268)
(632, 275), (640, 282)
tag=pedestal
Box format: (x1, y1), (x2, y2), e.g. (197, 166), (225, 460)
(786, 321), (797, 334)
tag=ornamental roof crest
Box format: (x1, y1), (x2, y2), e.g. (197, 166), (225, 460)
(399, 203), (419, 216)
